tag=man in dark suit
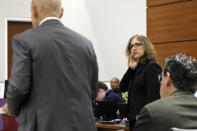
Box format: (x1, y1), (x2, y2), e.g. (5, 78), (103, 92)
(134, 53), (197, 131)
(2, 0), (98, 131)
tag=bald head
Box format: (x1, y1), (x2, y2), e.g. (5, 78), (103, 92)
(110, 78), (120, 91)
(31, 0), (63, 27)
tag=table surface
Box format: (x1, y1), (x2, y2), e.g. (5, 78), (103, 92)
(96, 122), (129, 130)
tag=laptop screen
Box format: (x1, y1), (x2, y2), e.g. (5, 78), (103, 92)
(94, 101), (118, 120)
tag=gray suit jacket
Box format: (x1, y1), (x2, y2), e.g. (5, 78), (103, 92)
(6, 19), (98, 131)
(134, 91), (197, 131)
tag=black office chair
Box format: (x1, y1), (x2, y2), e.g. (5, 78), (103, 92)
(170, 127), (197, 131)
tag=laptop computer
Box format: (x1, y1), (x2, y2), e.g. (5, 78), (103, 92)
(94, 101), (118, 121)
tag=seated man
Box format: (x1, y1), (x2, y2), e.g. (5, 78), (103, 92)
(134, 53), (197, 131)
(110, 78), (121, 95)
(96, 81), (108, 101)
(96, 81), (125, 103)
(110, 78), (128, 100)
(94, 81), (126, 120)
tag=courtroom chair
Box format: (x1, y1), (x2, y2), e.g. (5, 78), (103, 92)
(170, 127), (197, 131)
(0, 113), (18, 131)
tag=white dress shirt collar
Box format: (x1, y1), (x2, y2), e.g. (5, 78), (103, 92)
(39, 17), (59, 26)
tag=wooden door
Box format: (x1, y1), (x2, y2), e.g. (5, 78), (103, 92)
(8, 21), (32, 78)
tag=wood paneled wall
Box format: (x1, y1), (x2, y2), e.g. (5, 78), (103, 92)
(147, 0), (190, 7)
(147, 0), (197, 67)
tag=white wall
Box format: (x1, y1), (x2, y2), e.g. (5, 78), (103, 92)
(0, 0), (146, 82)
(84, 0), (146, 81)
(65, 0), (108, 80)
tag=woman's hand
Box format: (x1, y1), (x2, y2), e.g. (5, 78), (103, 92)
(129, 53), (138, 70)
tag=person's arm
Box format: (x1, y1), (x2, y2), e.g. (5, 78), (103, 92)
(145, 62), (162, 103)
(134, 107), (154, 131)
(119, 67), (135, 92)
(6, 35), (32, 117)
(116, 95), (126, 103)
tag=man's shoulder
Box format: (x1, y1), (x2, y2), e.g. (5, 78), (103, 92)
(12, 28), (35, 44)
(14, 27), (33, 37)
(14, 24), (90, 43)
(144, 93), (197, 113)
(144, 96), (176, 111)
(65, 27), (91, 44)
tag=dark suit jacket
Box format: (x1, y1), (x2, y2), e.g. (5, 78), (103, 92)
(6, 19), (98, 131)
(134, 91), (197, 131)
(120, 60), (161, 128)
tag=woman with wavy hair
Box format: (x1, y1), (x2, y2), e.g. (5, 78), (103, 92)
(120, 35), (161, 130)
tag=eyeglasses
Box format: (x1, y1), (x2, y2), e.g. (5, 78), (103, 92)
(128, 42), (143, 50)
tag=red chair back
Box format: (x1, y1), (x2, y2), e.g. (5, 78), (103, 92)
(0, 114), (18, 131)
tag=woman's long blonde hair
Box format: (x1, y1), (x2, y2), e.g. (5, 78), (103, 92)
(125, 34), (157, 65)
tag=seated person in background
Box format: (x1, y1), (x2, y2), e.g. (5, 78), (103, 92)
(96, 81), (108, 101)
(96, 81), (125, 103)
(110, 78), (121, 96)
(95, 81), (125, 121)
(134, 53), (197, 131)
(111, 78), (128, 100)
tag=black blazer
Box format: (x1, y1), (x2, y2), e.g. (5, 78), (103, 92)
(120, 60), (161, 126)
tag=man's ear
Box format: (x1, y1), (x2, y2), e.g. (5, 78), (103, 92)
(166, 72), (172, 87)
(32, 5), (38, 18)
(59, 8), (64, 18)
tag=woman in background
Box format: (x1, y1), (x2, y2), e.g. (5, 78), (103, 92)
(120, 35), (161, 130)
